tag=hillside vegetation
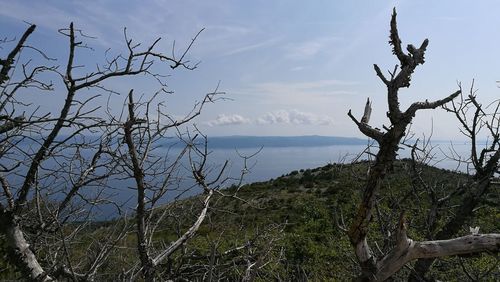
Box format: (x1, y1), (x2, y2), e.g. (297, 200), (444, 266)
(187, 160), (499, 281)
(7, 160), (492, 281)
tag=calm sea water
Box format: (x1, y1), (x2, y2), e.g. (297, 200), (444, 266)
(201, 142), (473, 184)
(44, 142), (476, 218)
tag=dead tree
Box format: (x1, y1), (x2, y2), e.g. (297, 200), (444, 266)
(114, 85), (277, 281)
(117, 87), (227, 281)
(0, 22), (207, 281)
(408, 82), (500, 281)
(347, 9), (499, 281)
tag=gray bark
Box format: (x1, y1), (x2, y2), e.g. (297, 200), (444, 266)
(0, 212), (53, 281)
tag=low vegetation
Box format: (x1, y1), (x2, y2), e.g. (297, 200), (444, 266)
(3, 160), (494, 280)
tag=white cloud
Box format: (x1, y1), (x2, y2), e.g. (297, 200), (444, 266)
(233, 79), (359, 108)
(204, 110), (334, 127)
(257, 79), (357, 90)
(434, 16), (464, 22)
(0, 1), (125, 47)
(288, 41), (323, 58)
(285, 36), (342, 60)
(205, 114), (251, 127)
(256, 110), (334, 126)
(0, 1), (238, 51)
(223, 37), (281, 56)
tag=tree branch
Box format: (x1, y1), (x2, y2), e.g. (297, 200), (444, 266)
(348, 109), (383, 142)
(0, 25), (36, 85)
(405, 90), (461, 118)
(376, 233), (500, 281)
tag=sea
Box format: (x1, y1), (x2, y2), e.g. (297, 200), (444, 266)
(193, 142), (473, 184)
(79, 141), (476, 218)
(13, 141), (475, 219)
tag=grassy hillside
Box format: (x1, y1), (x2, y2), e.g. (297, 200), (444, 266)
(1, 160), (498, 281)
(177, 160), (498, 281)
(107, 160), (499, 280)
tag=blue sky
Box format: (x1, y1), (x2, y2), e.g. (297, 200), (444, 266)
(1, 1), (499, 140)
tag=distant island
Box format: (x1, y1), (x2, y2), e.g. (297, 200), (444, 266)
(161, 135), (367, 149)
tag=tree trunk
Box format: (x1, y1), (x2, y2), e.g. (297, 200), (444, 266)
(0, 211), (53, 281)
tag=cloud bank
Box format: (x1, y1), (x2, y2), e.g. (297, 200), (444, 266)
(205, 114), (251, 127)
(256, 110), (334, 126)
(205, 110), (334, 127)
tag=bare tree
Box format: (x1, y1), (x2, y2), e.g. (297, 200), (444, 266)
(347, 9), (500, 281)
(117, 88), (229, 281)
(0, 22), (222, 281)
(407, 82), (500, 281)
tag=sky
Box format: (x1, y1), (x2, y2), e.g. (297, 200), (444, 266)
(1, 1), (500, 140)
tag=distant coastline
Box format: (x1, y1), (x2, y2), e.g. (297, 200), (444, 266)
(161, 135), (368, 149)
(38, 135), (473, 149)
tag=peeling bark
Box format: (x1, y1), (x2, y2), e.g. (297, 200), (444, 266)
(375, 233), (500, 281)
(0, 212), (53, 281)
